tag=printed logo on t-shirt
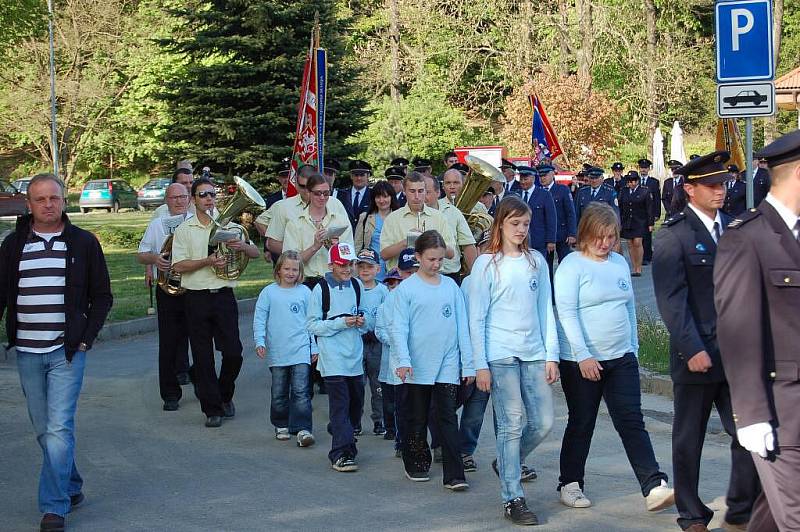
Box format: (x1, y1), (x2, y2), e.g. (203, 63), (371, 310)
(289, 302), (301, 314)
(529, 277), (538, 291)
(617, 278), (629, 291)
(441, 304), (453, 318)
(351, 305), (359, 315)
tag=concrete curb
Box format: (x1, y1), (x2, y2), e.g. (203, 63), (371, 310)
(639, 368), (673, 399)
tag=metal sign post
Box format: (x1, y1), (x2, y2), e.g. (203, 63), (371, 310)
(745, 118), (753, 208)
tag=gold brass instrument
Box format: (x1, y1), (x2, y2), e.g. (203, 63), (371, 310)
(157, 213), (188, 296)
(208, 176), (266, 280)
(460, 155), (505, 240)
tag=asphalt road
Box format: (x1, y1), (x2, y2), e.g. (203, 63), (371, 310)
(1, 312), (735, 531)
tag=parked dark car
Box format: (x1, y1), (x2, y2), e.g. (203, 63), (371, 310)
(12, 178), (32, 194)
(79, 179), (138, 213)
(137, 177), (172, 210)
(723, 90), (768, 107)
(0, 179), (28, 217)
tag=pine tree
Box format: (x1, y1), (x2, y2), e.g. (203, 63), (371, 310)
(160, 0), (366, 190)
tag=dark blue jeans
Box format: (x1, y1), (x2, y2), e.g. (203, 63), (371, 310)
(325, 375), (365, 463)
(269, 364), (312, 434)
(458, 381), (490, 456)
(559, 353), (667, 496)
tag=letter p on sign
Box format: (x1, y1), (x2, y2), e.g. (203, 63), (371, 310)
(731, 8), (754, 51)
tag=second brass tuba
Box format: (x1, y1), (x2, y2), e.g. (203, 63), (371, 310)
(459, 155), (505, 240)
(157, 213), (189, 296)
(208, 176), (266, 280)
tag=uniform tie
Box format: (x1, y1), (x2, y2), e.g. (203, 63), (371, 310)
(592, 188), (598, 199)
(353, 189), (361, 210)
(713, 221), (721, 243)
(523, 190), (529, 204)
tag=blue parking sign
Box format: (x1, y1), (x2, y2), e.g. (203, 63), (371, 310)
(716, 0), (774, 82)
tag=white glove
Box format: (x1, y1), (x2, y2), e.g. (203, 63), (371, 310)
(736, 422), (776, 458)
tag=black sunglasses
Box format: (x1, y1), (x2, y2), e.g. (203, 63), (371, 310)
(196, 190), (217, 198)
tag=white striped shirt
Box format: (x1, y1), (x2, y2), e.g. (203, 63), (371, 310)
(16, 232), (67, 353)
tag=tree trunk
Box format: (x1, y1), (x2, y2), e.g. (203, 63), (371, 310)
(643, 0), (658, 133)
(764, 0), (783, 143)
(388, 0), (400, 104)
(576, 0), (593, 91)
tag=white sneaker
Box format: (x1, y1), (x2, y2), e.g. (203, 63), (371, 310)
(275, 427), (290, 440)
(297, 430), (315, 447)
(645, 480), (675, 512)
(559, 482), (592, 508)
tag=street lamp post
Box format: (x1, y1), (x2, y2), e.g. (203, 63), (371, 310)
(47, 0), (59, 178)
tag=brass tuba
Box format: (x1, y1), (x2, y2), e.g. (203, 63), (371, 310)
(458, 155), (505, 240)
(208, 176), (266, 280)
(157, 213), (188, 296)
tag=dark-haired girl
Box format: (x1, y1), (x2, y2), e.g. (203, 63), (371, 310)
(390, 230), (475, 490)
(354, 180), (398, 281)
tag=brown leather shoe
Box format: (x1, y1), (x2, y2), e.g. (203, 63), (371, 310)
(722, 521), (748, 531)
(684, 524), (709, 532)
(40, 513), (65, 532)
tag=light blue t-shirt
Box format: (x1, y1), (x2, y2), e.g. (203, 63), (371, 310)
(376, 290), (401, 385)
(306, 274), (371, 377)
(468, 251), (558, 370)
(370, 214), (387, 281)
(253, 283), (317, 367)
(359, 281), (388, 334)
(388, 273), (475, 385)
(554, 251), (639, 362)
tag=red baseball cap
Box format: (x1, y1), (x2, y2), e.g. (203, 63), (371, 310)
(329, 243), (357, 265)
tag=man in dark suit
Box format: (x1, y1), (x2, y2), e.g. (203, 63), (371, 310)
(538, 163), (576, 282)
(715, 131), (800, 532)
(386, 166), (406, 207)
(604, 161), (625, 195)
(513, 166), (556, 257)
(661, 160), (684, 219)
(638, 158), (661, 264)
(752, 157), (771, 207)
(500, 158), (522, 196)
(654, 151), (759, 532)
(336, 160), (372, 230)
(576, 167), (617, 221)
(722, 165), (747, 217)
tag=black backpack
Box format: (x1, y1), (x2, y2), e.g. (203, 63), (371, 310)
(318, 278), (361, 320)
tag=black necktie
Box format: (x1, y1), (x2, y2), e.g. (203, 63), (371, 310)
(592, 188), (597, 198)
(523, 190), (529, 203)
(353, 190), (361, 209)
(713, 221), (721, 243)
(506, 182), (512, 194)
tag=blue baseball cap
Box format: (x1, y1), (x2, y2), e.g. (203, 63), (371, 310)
(398, 247), (419, 271)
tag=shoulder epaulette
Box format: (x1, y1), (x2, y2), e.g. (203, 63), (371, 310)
(663, 212), (686, 227)
(727, 208), (761, 229)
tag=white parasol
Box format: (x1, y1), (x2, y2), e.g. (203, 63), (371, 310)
(651, 126), (667, 180)
(670, 120), (687, 165)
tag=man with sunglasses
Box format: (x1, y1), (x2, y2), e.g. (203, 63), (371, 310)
(171, 178), (260, 428)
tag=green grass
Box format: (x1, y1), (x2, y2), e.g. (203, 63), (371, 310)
(637, 308), (670, 375)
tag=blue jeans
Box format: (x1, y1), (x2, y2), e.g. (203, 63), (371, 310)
(270, 364), (312, 434)
(489, 357), (554, 502)
(17, 347), (86, 517)
(325, 375), (365, 463)
(458, 381), (490, 456)
(558, 353), (667, 496)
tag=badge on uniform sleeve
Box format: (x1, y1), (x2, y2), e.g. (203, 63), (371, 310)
(695, 243), (706, 252)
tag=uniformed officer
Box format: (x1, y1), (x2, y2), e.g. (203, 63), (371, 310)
(721, 165), (746, 217)
(661, 160), (684, 219)
(336, 160), (372, 231)
(386, 166), (406, 207)
(653, 151), (759, 532)
(500, 158), (522, 196)
(604, 162), (625, 195)
(325, 159), (347, 189)
(715, 130), (800, 532)
(619, 171), (653, 276)
(752, 156), (771, 206)
(576, 167), (617, 222)
(538, 163), (576, 284)
(512, 165), (556, 257)
(638, 158), (661, 265)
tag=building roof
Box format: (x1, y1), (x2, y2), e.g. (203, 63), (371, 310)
(775, 66), (800, 91)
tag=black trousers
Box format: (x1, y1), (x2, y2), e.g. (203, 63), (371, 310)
(643, 228), (653, 262)
(672, 382), (759, 529)
(156, 288), (190, 402)
(749, 446), (800, 532)
(443, 272), (462, 286)
(546, 241), (572, 297)
(185, 288), (243, 417)
(402, 383), (464, 484)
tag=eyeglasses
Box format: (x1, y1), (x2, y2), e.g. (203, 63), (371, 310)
(196, 190), (217, 198)
(311, 190), (331, 198)
(168, 194), (189, 200)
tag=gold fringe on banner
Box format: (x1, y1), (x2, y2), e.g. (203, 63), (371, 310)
(715, 119), (746, 171)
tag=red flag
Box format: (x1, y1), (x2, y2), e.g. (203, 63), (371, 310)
(287, 26), (327, 197)
(528, 94), (563, 164)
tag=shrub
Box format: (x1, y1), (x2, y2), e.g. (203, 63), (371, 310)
(93, 227), (145, 249)
(637, 308), (670, 375)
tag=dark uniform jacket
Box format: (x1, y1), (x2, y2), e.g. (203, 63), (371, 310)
(395, 191), (406, 208)
(653, 208), (730, 384)
(335, 186), (371, 231)
(264, 189), (285, 211)
(619, 185), (654, 234)
(502, 179), (522, 196)
(604, 176), (623, 195)
(641, 175), (662, 222)
(661, 176), (684, 218)
(722, 180), (746, 217)
(753, 168), (770, 206)
(575, 184), (617, 222)
(513, 187), (556, 253)
(714, 202), (800, 445)
(544, 183), (577, 242)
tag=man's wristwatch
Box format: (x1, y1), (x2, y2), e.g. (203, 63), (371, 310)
(78, 342), (89, 352)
